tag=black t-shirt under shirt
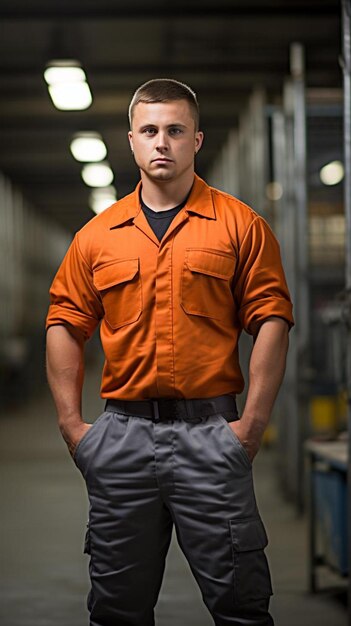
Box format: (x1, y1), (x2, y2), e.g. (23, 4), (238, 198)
(141, 195), (188, 242)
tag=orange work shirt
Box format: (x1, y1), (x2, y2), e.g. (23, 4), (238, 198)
(46, 174), (294, 400)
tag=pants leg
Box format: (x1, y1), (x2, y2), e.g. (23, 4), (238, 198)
(73, 408), (273, 626)
(74, 410), (173, 626)
(165, 414), (274, 626)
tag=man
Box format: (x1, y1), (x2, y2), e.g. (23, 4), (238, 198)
(46, 78), (294, 626)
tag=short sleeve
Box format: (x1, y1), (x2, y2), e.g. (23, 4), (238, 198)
(46, 233), (103, 339)
(234, 216), (294, 334)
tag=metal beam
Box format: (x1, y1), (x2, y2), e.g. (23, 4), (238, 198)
(341, 0), (351, 621)
(0, 62), (339, 78)
(0, 4), (340, 20)
(0, 63), (293, 76)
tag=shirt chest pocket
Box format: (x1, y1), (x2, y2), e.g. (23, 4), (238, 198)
(180, 249), (236, 320)
(93, 258), (142, 329)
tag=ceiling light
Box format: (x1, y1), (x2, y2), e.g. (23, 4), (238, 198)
(89, 187), (117, 214)
(48, 82), (92, 111)
(81, 162), (114, 187)
(44, 59), (93, 111)
(44, 62), (86, 85)
(70, 133), (107, 162)
(320, 160), (344, 186)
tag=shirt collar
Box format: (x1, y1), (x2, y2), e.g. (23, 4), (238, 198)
(185, 174), (216, 219)
(108, 174), (216, 230)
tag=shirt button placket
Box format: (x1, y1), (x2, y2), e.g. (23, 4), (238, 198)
(155, 241), (175, 396)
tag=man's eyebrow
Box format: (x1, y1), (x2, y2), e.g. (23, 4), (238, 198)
(138, 122), (188, 130)
(167, 123), (187, 128)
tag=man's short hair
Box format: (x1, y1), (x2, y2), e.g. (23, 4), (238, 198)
(128, 78), (200, 130)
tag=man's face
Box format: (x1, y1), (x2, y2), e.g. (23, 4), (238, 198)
(128, 100), (204, 184)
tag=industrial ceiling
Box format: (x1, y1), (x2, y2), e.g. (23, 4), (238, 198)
(0, 0), (342, 232)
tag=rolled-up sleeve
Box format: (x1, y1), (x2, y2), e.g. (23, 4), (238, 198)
(234, 216), (294, 334)
(46, 233), (103, 339)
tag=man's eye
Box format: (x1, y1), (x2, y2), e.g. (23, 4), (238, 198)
(169, 128), (182, 135)
(143, 128), (157, 135)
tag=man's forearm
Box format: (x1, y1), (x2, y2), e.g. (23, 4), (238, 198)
(232, 317), (289, 460)
(46, 324), (89, 454)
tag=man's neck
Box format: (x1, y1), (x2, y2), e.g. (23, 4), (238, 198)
(140, 172), (195, 212)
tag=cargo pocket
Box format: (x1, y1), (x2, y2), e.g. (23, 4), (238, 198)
(230, 517), (273, 604)
(93, 258), (142, 329)
(181, 248), (235, 320)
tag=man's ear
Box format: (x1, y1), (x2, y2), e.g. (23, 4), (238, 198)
(195, 131), (204, 154)
(128, 131), (133, 152)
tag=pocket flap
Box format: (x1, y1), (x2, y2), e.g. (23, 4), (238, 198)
(186, 249), (234, 279)
(93, 258), (139, 290)
(230, 517), (268, 552)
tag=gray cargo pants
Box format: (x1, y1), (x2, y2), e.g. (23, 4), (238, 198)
(73, 399), (274, 626)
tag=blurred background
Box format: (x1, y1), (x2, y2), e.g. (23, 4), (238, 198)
(0, 1), (350, 625)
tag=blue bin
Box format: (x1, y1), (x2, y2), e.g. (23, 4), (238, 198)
(313, 468), (348, 575)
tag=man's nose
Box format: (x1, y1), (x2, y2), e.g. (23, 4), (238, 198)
(155, 132), (169, 151)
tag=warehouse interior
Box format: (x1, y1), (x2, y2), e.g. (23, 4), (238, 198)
(0, 1), (350, 625)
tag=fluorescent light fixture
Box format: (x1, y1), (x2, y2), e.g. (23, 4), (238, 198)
(48, 82), (92, 111)
(70, 133), (107, 162)
(90, 186), (117, 214)
(81, 162), (114, 187)
(320, 160), (344, 186)
(44, 59), (93, 111)
(44, 62), (86, 85)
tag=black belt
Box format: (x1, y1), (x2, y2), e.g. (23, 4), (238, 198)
(105, 394), (238, 423)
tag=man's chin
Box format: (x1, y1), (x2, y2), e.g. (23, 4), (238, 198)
(146, 170), (175, 182)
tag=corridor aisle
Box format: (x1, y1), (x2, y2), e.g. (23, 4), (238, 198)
(0, 365), (347, 626)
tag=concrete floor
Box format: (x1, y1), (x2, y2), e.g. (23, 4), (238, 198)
(0, 364), (348, 626)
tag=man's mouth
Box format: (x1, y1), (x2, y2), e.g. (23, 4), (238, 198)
(152, 157), (173, 163)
